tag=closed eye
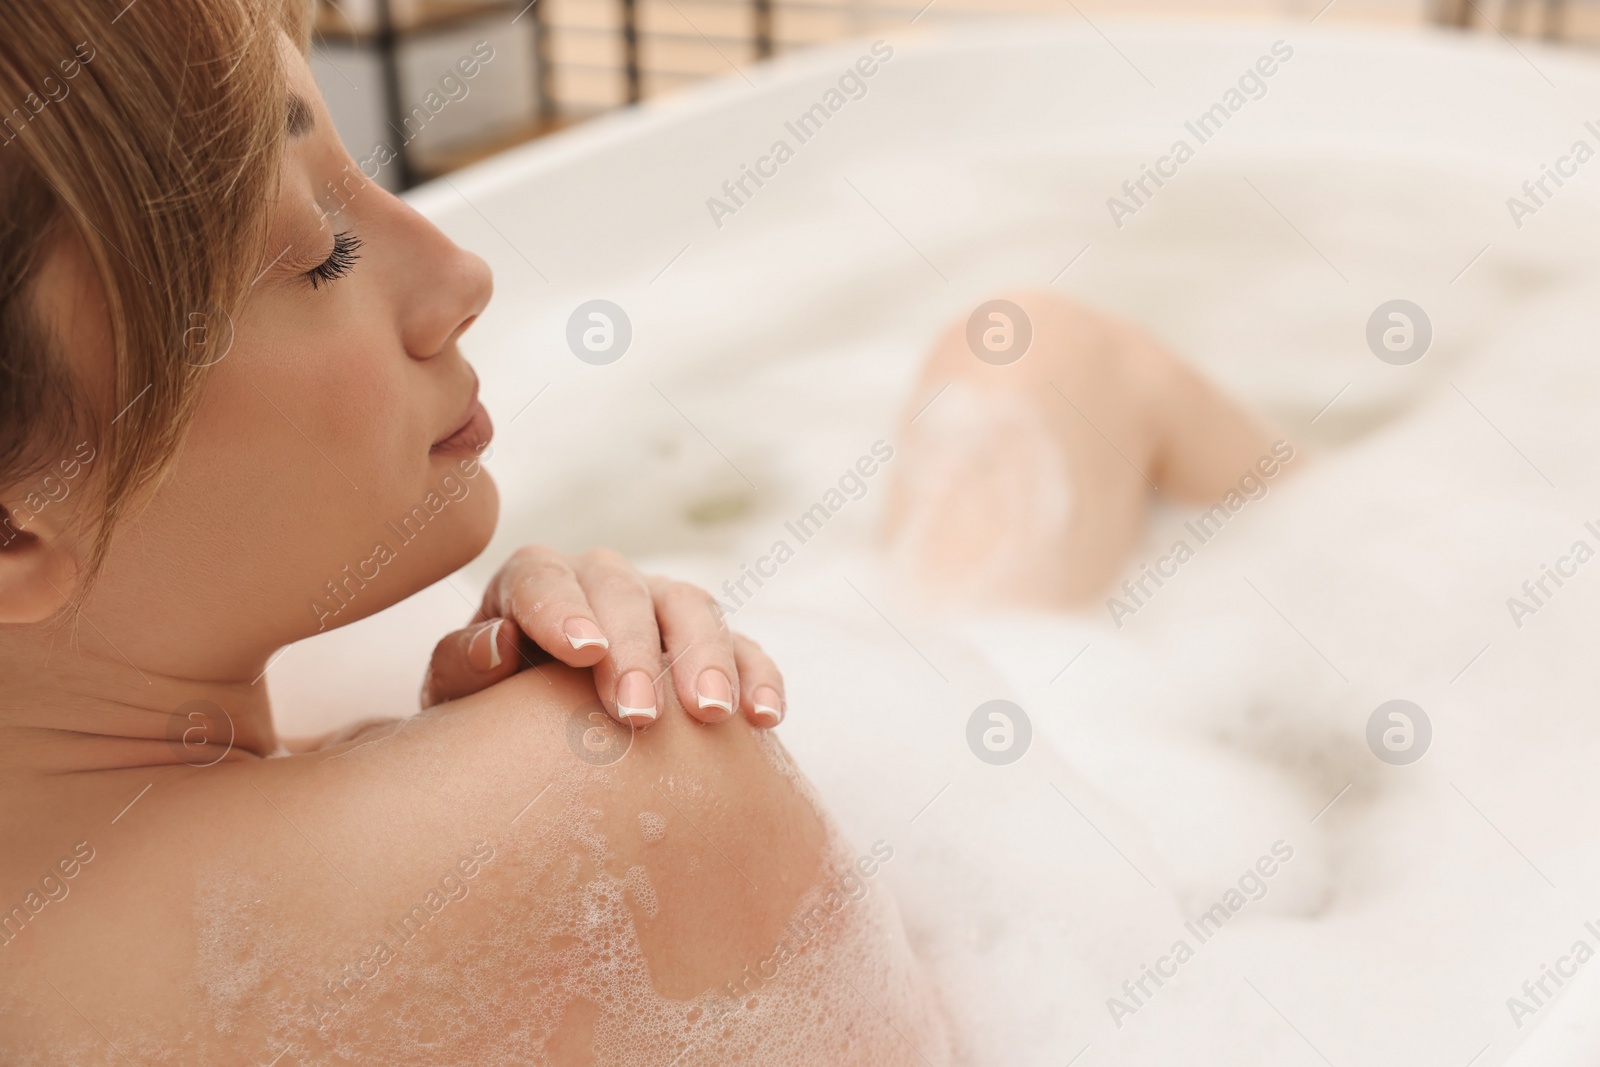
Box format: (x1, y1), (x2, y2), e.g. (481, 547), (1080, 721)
(306, 230), (363, 290)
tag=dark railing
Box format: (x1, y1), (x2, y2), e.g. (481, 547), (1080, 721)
(1433, 0), (1568, 38)
(317, 0), (1595, 190)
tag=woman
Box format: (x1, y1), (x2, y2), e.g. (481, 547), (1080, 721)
(0, 2), (1275, 1062)
(0, 3), (956, 1062)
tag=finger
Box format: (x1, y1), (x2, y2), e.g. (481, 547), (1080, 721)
(487, 546), (611, 669)
(421, 617), (521, 708)
(577, 550), (665, 727)
(646, 574), (740, 725)
(733, 633), (785, 728)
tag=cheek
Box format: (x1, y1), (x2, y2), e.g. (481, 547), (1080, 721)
(179, 337), (410, 534)
(284, 325), (412, 458)
(168, 330), (414, 564)
(325, 354), (413, 474)
(244, 315), (421, 496)
(168, 326), (497, 632)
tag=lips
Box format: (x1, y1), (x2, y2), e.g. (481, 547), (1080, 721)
(432, 378), (494, 456)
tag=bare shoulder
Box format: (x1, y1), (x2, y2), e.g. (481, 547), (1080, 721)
(0, 666), (881, 1065)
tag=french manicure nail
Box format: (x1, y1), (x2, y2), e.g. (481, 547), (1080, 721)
(751, 685), (784, 725)
(617, 670), (658, 723)
(564, 617), (609, 651)
(696, 669), (734, 718)
(468, 619), (504, 671)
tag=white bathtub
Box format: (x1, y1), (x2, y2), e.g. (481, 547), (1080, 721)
(273, 20), (1600, 1065)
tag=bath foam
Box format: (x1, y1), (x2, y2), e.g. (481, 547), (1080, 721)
(193, 873), (269, 1035)
(622, 865), (659, 920)
(887, 379), (1075, 604)
(637, 809), (667, 843)
(192, 748), (951, 1066)
(472, 764), (955, 1066)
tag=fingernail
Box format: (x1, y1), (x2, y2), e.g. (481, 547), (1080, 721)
(468, 619), (504, 672)
(751, 685), (784, 726)
(564, 617), (609, 651)
(617, 670), (658, 723)
(696, 669), (734, 719)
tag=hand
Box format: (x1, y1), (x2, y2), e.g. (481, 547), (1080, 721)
(420, 546), (786, 728)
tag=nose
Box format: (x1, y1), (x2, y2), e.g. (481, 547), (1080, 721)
(396, 203), (494, 361)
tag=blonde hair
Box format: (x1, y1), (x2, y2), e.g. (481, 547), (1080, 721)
(0, 0), (309, 575)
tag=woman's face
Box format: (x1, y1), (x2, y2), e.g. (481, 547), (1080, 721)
(36, 34), (498, 680)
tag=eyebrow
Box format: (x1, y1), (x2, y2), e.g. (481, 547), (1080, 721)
(286, 93), (315, 138)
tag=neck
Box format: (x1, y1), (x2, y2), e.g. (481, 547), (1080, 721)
(0, 616), (280, 777)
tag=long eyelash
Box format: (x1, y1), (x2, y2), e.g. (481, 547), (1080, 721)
(306, 231), (363, 290)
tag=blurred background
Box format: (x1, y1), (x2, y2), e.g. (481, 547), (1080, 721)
(310, 0), (1596, 190)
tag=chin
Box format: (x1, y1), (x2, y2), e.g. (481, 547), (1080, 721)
(303, 473), (500, 638)
(457, 475), (500, 559)
(425, 473), (500, 576)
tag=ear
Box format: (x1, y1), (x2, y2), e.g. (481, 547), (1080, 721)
(0, 502), (80, 623)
